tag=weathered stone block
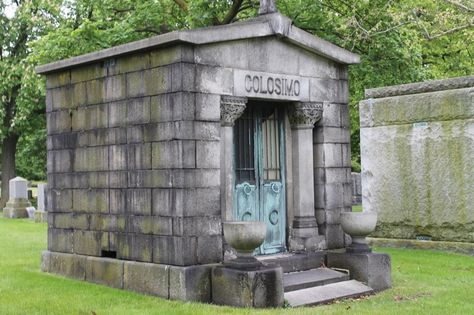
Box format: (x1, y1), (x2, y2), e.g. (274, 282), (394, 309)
(86, 79), (105, 105)
(152, 140), (195, 169)
(108, 100), (128, 127)
(48, 228), (73, 253)
(72, 81), (87, 106)
(72, 189), (109, 213)
(90, 214), (126, 232)
(172, 169), (220, 188)
(211, 266), (284, 308)
(327, 251), (392, 291)
(196, 141), (220, 168)
(73, 147), (109, 172)
(109, 189), (127, 214)
(151, 189), (172, 216)
(310, 78), (348, 104)
(127, 189), (152, 215)
(197, 236), (222, 264)
(129, 215), (172, 235)
(104, 74), (126, 102)
(169, 264), (214, 302)
(109, 171), (128, 188)
(127, 143), (152, 170)
(109, 52), (150, 75)
(48, 189), (73, 212)
(85, 256), (124, 289)
(149, 45), (194, 67)
(128, 97), (151, 125)
(195, 65), (233, 95)
(49, 86), (73, 110)
(74, 230), (108, 256)
(153, 236), (197, 266)
(47, 111), (71, 135)
(145, 66), (172, 95)
(109, 145), (128, 171)
(172, 216), (222, 237)
(195, 93), (220, 121)
(124, 261), (169, 298)
(171, 63), (195, 92)
(128, 170), (173, 188)
(194, 41), (249, 69)
(173, 188), (221, 216)
(48, 133), (78, 150)
(45, 251), (87, 280)
(46, 71), (71, 89)
(48, 150), (73, 173)
(117, 233), (153, 262)
(71, 63), (106, 83)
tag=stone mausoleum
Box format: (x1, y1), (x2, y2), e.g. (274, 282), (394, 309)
(360, 76), (474, 243)
(38, 7), (389, 307)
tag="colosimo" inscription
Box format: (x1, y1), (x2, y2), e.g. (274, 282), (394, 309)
(244, 74), (301, 97)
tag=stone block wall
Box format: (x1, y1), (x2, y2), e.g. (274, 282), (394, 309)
(313, 101), (352, 249)
(360, 76), (474, 242)
(46, 45), (223, 266)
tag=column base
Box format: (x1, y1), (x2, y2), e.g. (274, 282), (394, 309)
(289, 216), (326, 251)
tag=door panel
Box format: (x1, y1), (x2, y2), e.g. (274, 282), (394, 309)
(234, 182), (258, 221)
(233, 103), (286, 255)
(261, 181), (285, 254)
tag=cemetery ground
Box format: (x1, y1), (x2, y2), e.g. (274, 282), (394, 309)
(1, 216), (473, 315)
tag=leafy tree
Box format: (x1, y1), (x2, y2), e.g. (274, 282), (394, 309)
(0, 0), (61, 206)
(8, 0), (471, 201)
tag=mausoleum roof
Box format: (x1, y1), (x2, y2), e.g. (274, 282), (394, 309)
(36, 13), (360, 74)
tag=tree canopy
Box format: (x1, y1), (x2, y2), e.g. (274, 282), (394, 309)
(2, 0), (472, 194)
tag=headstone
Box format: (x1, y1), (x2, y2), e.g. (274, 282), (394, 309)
(3, 177), (32, 218)
(34, 183), (48, 223)
(27, 206), (36, 219)
(37, 183), (47, 212)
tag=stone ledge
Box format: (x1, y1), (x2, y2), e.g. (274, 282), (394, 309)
(365, 75), (474, 99)
(367, 237), (474, 256)
(41, 251), (215, 302)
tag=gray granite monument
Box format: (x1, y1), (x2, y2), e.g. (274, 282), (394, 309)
(3, 177), (31, 218)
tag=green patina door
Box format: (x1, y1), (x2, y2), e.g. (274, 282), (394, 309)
(233, 102), (286, 255)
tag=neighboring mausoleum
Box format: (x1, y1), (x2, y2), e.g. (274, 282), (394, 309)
(360, 76), (474, 243)
(38, 5), (390, 307)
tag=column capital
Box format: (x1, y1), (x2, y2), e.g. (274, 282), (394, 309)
(289, 102), (323, 129)
(220, 96), (247, 127)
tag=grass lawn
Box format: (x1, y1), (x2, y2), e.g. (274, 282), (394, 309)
(1, 216), (473, 315)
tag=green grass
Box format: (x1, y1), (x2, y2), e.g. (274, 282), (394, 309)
(352, 204), (363, 212)
(1, 217), (473, 315)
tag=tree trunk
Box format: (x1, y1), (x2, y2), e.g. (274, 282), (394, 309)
(1, 134), (19, 209)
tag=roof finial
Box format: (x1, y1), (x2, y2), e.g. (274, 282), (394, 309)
(259, 0), (278, 15)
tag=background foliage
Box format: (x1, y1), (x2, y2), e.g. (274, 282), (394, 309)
(3, 0), (473, 182)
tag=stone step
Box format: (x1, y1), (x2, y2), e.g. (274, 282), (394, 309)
(284, 279), (373, 307)
(283, 268), (350, 292)
(257, 251), (325, 273)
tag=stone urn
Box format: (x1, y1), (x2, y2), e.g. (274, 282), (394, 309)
(223, 221), (267, 270)
(340, 211), (377, 253)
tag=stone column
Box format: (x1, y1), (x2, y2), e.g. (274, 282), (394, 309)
(288, 102), (325, 251)
(3, 177), (32, 218)
(220, 96), (247, 221)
